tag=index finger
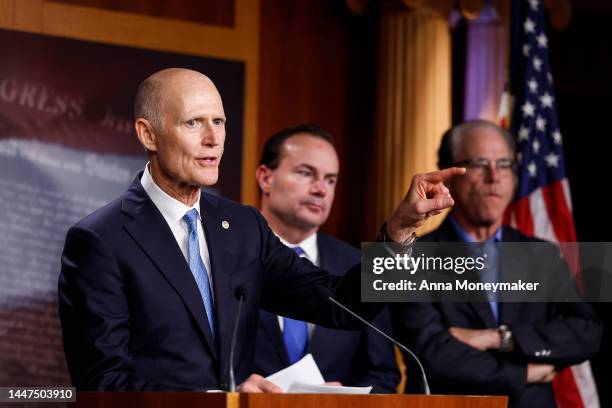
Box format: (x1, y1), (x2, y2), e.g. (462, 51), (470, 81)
(423, 167), (466, 183)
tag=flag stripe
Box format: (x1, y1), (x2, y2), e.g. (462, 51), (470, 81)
(529, 187), (557, 242)
(541, 180), (577, 242)
(554, 368), (586, 408)
(512, 196), (535, 236)
(572, 362), (601, 408)
(541, 181), (584, 290)
(562, 178), (573, 213)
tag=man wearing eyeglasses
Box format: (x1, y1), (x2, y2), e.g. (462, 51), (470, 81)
(391, 120), (601, 407)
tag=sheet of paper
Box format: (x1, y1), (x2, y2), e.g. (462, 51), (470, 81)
(287, 381), (372, 394)
(265, 354), (325, 392)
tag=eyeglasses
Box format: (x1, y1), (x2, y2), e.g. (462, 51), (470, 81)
(454, 158), (516, 175)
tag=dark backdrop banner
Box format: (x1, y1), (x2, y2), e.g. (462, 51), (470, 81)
(0, 28), (245, 385)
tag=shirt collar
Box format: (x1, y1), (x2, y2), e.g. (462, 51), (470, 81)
(276, 231), (319, 265)
(449, 214), (502, 243)
(141, 163), (202, 226)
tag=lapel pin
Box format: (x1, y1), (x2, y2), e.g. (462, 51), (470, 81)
(222, 220), (230, 230)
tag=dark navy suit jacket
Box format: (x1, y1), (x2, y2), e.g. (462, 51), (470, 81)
(391, 217), (602, 407)
(58, 175), (382, 391)
(253, 232), (399, 393)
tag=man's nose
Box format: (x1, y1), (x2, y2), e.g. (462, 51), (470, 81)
(310, 179), (328, 196)
(202, 123), (222, 146)
(485, 164), (501, 183)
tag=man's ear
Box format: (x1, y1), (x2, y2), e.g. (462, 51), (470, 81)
(134, 118), (158, 153)
(255, 165), (273, 195)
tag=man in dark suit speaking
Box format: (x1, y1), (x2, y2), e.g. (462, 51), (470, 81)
(58, 68), (463, 392)
(253, 124), (399, 392)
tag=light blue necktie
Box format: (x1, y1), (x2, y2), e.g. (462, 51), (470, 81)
(449, 216), (501, 323)
(283, 246), (308, 364)
(183, 208), (216, 339)
(478, 241), (499, 323)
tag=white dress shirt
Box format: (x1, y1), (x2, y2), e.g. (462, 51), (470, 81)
(141, 164), (214, 295)
(276, 232), (318, 337)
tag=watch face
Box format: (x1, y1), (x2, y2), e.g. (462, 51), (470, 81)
(401, 232), (417, 246)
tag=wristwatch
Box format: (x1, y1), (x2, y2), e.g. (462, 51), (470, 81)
(497, 325), (513, 352)
(377, 222), (417, 254)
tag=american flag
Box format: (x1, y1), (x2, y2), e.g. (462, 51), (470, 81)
(502, 0), (599, 407)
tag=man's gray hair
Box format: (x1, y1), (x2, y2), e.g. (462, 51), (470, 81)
(437, 119), (516, 169)
(134, 77), (164, 131)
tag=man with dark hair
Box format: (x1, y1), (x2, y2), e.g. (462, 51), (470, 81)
(391, 119), (602, 407)
(259, 123), (333, 170)
(253, 124), (399, 393)
(58, 68), (464, 392)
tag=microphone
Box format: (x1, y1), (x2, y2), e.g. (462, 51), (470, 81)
(228, 286), (248, 392)
(328, 297), (430, 395)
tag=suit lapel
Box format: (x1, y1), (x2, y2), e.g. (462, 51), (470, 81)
(307, 234), (326, 355)
(469, 302), (498, 328)
(499, 301), (522, 325)
(261, 311), (291, 366)
(200, 194), (238, 378)
(498, 227), (525, 324)
(437, 218), (499, 328)
(122, 181), (218, 361)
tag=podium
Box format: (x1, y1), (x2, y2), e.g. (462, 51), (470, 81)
(75, 392), (508, 408)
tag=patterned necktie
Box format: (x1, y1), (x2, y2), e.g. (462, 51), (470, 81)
(183, 208), (216, 339)
(283, 246), (309, 364)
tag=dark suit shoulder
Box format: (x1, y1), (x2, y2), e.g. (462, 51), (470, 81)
(74, 187), (262, 245)
(501, 226), (543, 243)
(419, 217), (547, 244)
(317, 232), (360, 273)
(73, 195), (127, 233)
(201, 192), (269, 240)
(72, 174), (145, 233)
(317, 232), (360, 257)
(201, 191), (255, 216)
